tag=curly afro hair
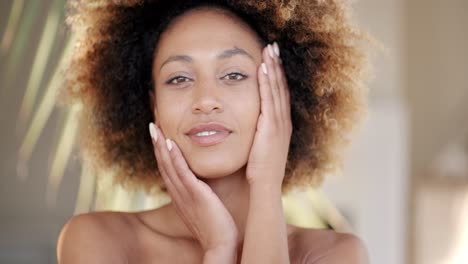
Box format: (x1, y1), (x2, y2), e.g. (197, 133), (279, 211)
(60, 0), (371, 194)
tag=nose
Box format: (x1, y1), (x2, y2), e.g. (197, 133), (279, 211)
(191, 80), (223, 114)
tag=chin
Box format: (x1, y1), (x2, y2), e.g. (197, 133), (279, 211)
(188, 156), (246, 179)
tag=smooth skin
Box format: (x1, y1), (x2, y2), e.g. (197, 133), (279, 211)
(57, 8), (369, 264)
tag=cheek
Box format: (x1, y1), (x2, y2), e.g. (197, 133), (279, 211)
(155, 99), (184, 137)
(241, 84), (261, 129)
(238, 95), (260, 133)
(229, 84), (260, 155)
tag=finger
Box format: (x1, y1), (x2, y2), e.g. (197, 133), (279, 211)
(149, 123), (171, 186)
(257, 60), (274, 121)
(152, 125), (191, 202)
(149, 129), (183, 209)
(167, 139), (208, 199)
(264, 44), (281, 121)
(149, 123), (183, 201)
(272, 42), (291, 124)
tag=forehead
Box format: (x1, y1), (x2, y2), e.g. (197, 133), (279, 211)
(154, 8), (263, 57)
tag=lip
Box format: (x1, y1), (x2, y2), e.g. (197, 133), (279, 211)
(186, 122), (232, 147)
(186, 122), (232, 135)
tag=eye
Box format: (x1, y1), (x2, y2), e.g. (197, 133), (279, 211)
(222, 72), (248, 81)
(166, 76), (191, 85)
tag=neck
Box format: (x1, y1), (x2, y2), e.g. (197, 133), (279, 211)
(157, 166), (251, 245)
(202, 166), (251, 243)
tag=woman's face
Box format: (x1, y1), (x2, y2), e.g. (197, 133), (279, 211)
(151, 8), (263, 179)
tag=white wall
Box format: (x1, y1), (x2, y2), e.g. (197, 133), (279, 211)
(322, 1), (409, 264)
(323, 101), (409, 264)
(407, 1), (468, 264)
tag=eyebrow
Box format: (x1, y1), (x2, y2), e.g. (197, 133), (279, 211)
(217, 47), (254, 60)
(158, 47), (254, 73)
(159, 55), (193, 73)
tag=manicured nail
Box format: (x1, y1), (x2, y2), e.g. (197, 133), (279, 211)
(273, 42), (280, 57)
(149, 123), (158, 142)
(261, 63), (268, 75)
(267, 44), (274, 58)
(166, 139), (173, 151)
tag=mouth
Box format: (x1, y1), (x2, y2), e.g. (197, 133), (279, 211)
(185, 122), (232, 147)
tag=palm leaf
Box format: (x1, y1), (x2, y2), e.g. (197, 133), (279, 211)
(1, 0), (40, 97)
(17, 0), (64, 129)
(1, 0), (24, 54)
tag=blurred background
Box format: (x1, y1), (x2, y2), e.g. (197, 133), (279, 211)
(1, 0), (467, 263)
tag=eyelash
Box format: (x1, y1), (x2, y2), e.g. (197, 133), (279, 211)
(165, 72), (248, 85)
(166, 76), (191, 85)
(222, 72), (248, 81)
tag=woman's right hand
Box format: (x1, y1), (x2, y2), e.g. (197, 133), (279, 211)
(149, 123), (239, 253)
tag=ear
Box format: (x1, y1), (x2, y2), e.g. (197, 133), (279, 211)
(148, 90), (160, 126)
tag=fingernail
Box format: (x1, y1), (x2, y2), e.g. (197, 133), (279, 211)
(273, 42), (280, 57)
(261, 63), (267, 75)
(149, 123), (158, 142)
(166, 139), (173, 151)
(267, 44), (274, 58)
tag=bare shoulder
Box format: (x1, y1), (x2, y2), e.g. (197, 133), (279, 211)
(292, 227), (369, 264)
(57, 211), (135, 264)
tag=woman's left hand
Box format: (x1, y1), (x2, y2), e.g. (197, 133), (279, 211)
(246, 42), (292, 188)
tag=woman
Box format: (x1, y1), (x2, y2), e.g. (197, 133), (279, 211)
(57, 0), (370, 263)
